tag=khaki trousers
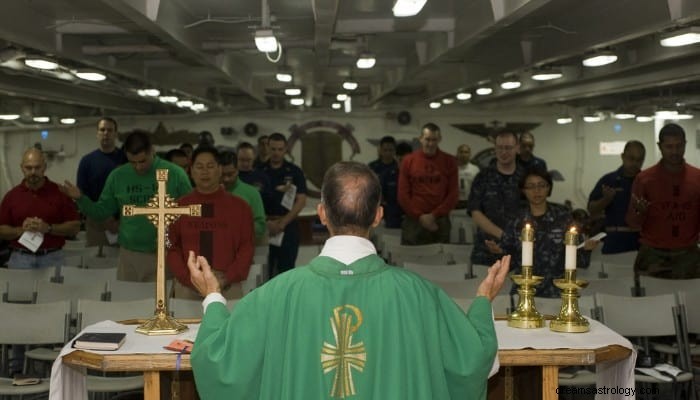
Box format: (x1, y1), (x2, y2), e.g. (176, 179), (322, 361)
(117, 248), (158, 282)
(172, 269), (243, 300)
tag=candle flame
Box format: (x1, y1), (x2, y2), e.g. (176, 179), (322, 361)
(525, 223), (531, 229)
(569, 227), (577, 233)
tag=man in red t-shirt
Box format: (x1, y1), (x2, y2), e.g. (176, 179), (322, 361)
(0, 148), (80, 268)
(626, 123), (700, 280)
(398, 123), (458, 245)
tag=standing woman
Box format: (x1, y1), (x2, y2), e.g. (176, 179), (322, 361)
(486, 168), (599, 297)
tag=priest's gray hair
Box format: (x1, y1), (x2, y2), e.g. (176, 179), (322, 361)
(321, 161), (381, 234)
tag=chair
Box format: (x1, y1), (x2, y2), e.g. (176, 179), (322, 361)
(598, 262), (635, 279)
(105, 280), (167, 302)
(0, 376), (51, 398)
(54, 266), (118, 285)
(295, 245), (321, 267)
(254, 245), (269, 257)
(0, 267), (55, 303)
(386, 243), (442, 263)
(600, 251), (637, 266)
(585, 278), (636, 296)
(0, 300), (70, 378)
(170, 298), (203, 319)
(403, 262), (469, 282)
(434, 280), (486, 299)
(376, 232), (401, 259)
(596, 293), (694, 397)
(440, 244), (473, 263)
(448, 214), (474, 244)
(241, 263), (263, 295)
(80, 255), (119, 269)
(639, 276), (700, 297)
(393, 252), (454, 267)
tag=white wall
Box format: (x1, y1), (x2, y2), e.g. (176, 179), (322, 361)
(1, 106), (697, 210)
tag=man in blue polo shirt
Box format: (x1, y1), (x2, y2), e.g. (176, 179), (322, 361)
(587, 140), (645, 254)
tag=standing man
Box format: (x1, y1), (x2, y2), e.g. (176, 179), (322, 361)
(517, 132), (548, 171)
(188, 162), (507, 400)
(220, 150), (267, 244)
(626, 123), (700, 280)
(167, 147), (254, 299)
(468, 131), (525, 266)
(588, 141), (646, 254)
(368, 135), (397, 177)
(254, 135), (270, 169)
(456, 144), (480, 209)
(398, 123), (458, 245)
(379, 142), (413, 229)
(237, 141), (273, 208)
(260, 133), (307, 277)
(76, 117), (126, 249)
(0, 148), (80, 268)
(63, 132), (192, 282)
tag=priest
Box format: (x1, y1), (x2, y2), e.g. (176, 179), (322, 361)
(187, 161), (510, 400)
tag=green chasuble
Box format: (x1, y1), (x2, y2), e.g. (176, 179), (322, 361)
(192, 254), (497, 400)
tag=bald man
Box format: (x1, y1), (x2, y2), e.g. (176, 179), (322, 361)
(0, 148), (80, 268)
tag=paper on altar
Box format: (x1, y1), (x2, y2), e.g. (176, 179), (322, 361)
(18, 231), (43, 252)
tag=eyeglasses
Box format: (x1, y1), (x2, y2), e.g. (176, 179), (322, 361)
(523, 183), (549, 191)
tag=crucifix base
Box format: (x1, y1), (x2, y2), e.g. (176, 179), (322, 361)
(135, 310), (189, 336)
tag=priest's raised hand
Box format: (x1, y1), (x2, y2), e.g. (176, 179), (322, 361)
(475, 254), (511, 301)
(186, 250), (221, 297)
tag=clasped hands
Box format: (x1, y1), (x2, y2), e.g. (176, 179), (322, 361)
(22, 217), (50, 234)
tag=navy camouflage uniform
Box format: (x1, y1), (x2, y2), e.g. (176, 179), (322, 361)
(499, 202), (591, 298)
(467, 164), (525, 265)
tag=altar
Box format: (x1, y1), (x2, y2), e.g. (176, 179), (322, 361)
(51, 317), (635, 400)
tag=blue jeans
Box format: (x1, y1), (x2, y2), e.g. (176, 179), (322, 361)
(7, 250), (65, 269)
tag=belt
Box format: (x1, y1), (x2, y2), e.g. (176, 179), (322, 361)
(12, 247), (61, 256)
(605, 226), (639, 233)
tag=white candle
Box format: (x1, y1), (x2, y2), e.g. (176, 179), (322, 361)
(564, 227), (577, 270)
(521, 223), (534, 266)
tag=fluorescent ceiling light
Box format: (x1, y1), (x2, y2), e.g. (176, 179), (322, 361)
(556, 117), (573, 125)
(176, 100), (193, 108)
(138, 88), (160, 97)
(0, 114), (20, 120)
(276, 72), (292, 82)
(582, 115), (601, 123)
(290, 98), (304, 106)
(342, 81), (358, 90)
(60, 117), (76, 124)
(456, 92), (472, 101)
(331, 103), (342, 110)
(356, 53), (376, 69)
(24, 58), (59, 70)
(655, 110), (678, 118)
(33, 116), (50, 123)
(254, 29), (278, 53)
(660, 27), (700, 47)
(582, 52), (618, 67)
(284, 88), (301, 96)
(429, 102), (441, 109)
(75, 71), (107, 81)
(500, 80), (521, 90)
(476, 87), (492, 96)
(336, 93), (348, 101)
(635, 116), (654, 122)
(159, 96), (179, 103)
(191, 103), (207, 112)
(672, 113), (693, 120)
(392, 0), (427, 17)
(531, 69), (563, 81)
(441, 98), (454, 104)
(613, 112), (635, 120)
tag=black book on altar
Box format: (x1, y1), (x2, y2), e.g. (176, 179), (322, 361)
(73, 332), (126, 351)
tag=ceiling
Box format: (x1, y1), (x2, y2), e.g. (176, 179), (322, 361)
(1, 0), (700, 125)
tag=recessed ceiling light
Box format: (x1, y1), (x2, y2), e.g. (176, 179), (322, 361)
(75, 71), (107, 81)
(582, 52), (618, 67)
(336, 93), (348, 101)
(476, 87), (493, 96)
(531, 69), (563, 81)
(392, 0), (427, 17)
(33, 116), (50, 123)
(671, 113), (693, 120)
(331, 103), (342, 110)
(290, 98), (304, 106)
(613, 112), (635, 120)
(60, 117), (76, 124)
(500, 80), (521, 90)
(191, 103), (207, 112)
(429, 102), (441, 109)
(159, 96), (179, 103)
(582, 115), (601, 123)
(138, 88), (160, 97)
(660, 27), (700, 47)
(635, 116), (654, 122)
(0, 114), (20, 120)
(254, 29), (278, 53)
(284, 88), (301, 96)
(276, 72), (292, 82)
(556, 117), (573, 124)
(24, 58), (59, 70)
(342, 81), (358, 90)
(441, 98), (454, 104)
(356, 53), (376, 69)
(176, 100), (193, 108)
(456, 92), (472, 101)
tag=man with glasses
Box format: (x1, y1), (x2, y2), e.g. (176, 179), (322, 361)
(467, 131), (525, 266)
(626, 123), (700, 281)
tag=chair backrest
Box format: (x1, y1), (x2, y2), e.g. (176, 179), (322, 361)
(241, 263), (263, 294)
(0, 300), (70, 344)
(76, 298), (156, 329)
(434, 280), (484, 299)
(295, 245), (321, 267)
(80, 256), (119, 269)
(596, 293), (679, 337)
(639, 276), (700, 297)
(585, 278), (635, 296)
(403, 262), (469, 282)
(169, 298), (203, 319)
(534, 295), (596, 319)
(452, 294), (511, 315)
(106, 280), (161, 302)
(377, 233), (401, 258)
(0, 267), (55, 302)
(678, 291), (700, 334)
(394, 252), (454, 266)
(57, 266), (117, 285)
(598, 263), (634, 279)
(600, 251), (637, 266)
(448, 214), (474, 244)
(36, 281), (106, 315)
(387, 243), (442, 260)
(440, 244), (474, 262)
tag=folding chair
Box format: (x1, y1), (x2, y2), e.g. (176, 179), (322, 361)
(54, 266), (117, 285)
(170, 298), (203, 319)
(440, 244), (473, 263)
(403, 262), (469, 282)
(393, 252), (454, 267)
(0, 267), (55, 303)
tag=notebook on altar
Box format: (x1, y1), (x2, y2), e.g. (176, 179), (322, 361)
(72, 332), (127, 351)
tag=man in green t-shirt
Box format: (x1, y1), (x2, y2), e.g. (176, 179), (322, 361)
(219, 150), (267, 244)
(186, 161), (509, 400)
(63, 131), (192, 281)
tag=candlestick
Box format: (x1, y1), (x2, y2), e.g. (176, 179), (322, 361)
(564, 227), (577, 270)
(521, 223), (534, 266)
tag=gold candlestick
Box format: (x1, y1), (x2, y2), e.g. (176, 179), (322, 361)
(550, 229), (589, 333)
(507, 224), (545, 329)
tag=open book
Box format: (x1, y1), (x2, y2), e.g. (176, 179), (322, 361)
(73, 332), (126, 351)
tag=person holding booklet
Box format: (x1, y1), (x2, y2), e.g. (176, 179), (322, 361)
(187, 161), (509, 400)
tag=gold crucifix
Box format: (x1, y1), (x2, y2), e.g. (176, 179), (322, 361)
(321, 305), (367, 398)
(122, 169), (201, 335)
